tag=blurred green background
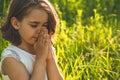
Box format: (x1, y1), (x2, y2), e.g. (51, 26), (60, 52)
(0, 0), (120, 80)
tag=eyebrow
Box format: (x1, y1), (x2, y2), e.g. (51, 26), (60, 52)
(29, 21), (48, 24)
(29, 21), (39, 24)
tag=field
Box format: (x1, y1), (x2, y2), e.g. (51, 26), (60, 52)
(0, 0), (120, 80)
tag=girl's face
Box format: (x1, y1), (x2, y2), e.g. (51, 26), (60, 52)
(16, 9), (48, 46)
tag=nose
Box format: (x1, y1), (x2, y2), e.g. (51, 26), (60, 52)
(36, 26), (41, 34)
(36, 25), (48, 34)
(38, 30), (40, 34)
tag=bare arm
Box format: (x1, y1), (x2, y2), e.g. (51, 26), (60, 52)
(31, 58), (46, 80)
(2, 27), (63, 80)
(31, 27), (49, 80)
(47, 58), (64, 80)
(2, 27), (49, 80)
(2, 57), (30, 80)
(2, 57), (47, 80)
(46, 43), (64, 80)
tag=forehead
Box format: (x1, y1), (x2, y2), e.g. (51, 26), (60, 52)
(23, 9), (48, 22)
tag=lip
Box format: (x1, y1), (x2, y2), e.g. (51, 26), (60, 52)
(33, 37), (38, 41)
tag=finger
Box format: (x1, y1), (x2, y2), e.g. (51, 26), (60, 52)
(43, 34), (49, 45)
(41, 27), (48, 34)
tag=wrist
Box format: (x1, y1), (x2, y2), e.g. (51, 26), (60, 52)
(35, 57), (47, 65)
(46, 56), (56, 65)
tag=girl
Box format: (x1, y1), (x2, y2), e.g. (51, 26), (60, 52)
(0, 0), (63, 80)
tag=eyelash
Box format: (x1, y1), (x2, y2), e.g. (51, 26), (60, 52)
(43, 23), (48, 27)
(31, 24), (38, 28)
(30, 23), (48, 28)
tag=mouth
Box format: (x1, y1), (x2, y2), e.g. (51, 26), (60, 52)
(36, 37), (39, 41)
(33, 37), (38, 42)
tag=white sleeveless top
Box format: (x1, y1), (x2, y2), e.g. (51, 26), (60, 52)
(0, 45), (48, 80)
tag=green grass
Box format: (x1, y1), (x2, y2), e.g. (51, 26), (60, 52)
(0, 1), (120, 80)
(0, 12), (120, 80)
(52, 12), (120, 79)
(52, 19), (120, 80)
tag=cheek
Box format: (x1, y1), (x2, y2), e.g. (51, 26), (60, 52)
(18, 23), (37, 37)
(18, 27), (29, 37)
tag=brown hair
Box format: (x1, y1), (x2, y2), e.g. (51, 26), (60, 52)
(1, 0), (58, 45)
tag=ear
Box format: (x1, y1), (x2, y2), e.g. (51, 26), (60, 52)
(11, 17), (20, 30)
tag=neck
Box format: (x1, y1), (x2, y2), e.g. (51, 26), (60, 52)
(17, 44), (35, 55)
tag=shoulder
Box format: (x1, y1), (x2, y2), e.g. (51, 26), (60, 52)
(1, 45), (21, 74)
(1, 45), (20, 61)
(1, 57), (29, 80)
(1, 46), (29, 79)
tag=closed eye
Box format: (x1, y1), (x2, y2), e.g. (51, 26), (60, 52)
(30, 22), (38, 28)
(43, 22), (48, 27)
